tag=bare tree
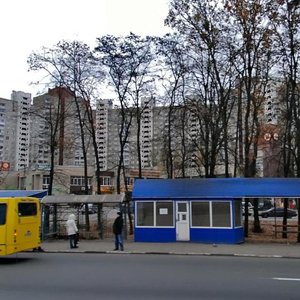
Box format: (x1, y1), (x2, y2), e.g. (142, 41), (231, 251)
(225, 0), (276, 234)
(126, 36), (155, 178)
(28, 52), (76, 197)
(165, 0), (236, 178)
(155, 34), (190, 178)
(273, 0), (300, 239)
(28, 87), (72, 235)
(28, 40), (102, 232)
(95, 34), (155, 234)
(96, 34), (137, 192)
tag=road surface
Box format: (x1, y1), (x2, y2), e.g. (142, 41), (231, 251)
(0, 252), (300, 299)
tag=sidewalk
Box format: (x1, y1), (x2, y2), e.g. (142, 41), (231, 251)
(41, 239), (300, 259)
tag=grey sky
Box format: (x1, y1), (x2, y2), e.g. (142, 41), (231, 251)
(0, 0), (170, 99)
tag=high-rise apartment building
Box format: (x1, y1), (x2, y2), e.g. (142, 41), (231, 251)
(264, 81), (280, 125)
(0, 80), (287, 191)
(96, 97), (200, 178)
(0, 91), (32, 172)
(0, 96), (17, 169)
(96, 97), (157, 172)
(141, 98), (154, 168)
(30, 87), (94, 168)
(12, 91), (32, 171)
(96, 99), (111, 171)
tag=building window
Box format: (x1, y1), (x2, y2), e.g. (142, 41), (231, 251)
(100, 176), (111, 186)
(212, 202), (231, 227)
(234, 201), (242, 227)
(125, 177), (134, 186)
(156, 202), (173, 226)
(191, 202), (210, 227)
(43, 175), (50, 185)
(136, 201), (174, 227)
(43, 175), (50, 190)
(178, 202), (187, 212)
(137, 202), (154, 226)
(70, 176), (92, 186)
(191, 201), (232, 228)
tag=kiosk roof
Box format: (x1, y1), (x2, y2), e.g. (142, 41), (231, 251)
(132, 178), (300, 199)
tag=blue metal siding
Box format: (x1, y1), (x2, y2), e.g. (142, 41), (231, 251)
(134, 227), (176, 242)
(133, 178), (300, 199)
(134, 227), (244, 243)
(190, 228), (244, 244)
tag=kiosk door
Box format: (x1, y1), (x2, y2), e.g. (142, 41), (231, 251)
(176, 202), (190, 241)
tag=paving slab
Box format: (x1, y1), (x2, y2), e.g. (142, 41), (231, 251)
(40, 239), (300, 259)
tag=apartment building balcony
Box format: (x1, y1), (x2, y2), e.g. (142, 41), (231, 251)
(42, 184), (49, 190)
(70, 185), (93, 195)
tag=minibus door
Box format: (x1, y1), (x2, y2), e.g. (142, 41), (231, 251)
(17, 201), (39, 249)
(0, 203), (7, 254)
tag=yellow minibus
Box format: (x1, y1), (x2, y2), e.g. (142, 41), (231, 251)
(0, 197), (41, 256)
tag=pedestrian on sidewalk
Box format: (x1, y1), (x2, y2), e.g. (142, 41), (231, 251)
(66, 213), (79, 249)
(113, 211), (124, 251)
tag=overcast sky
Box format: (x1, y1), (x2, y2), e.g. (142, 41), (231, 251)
(0, 0), (171, 99)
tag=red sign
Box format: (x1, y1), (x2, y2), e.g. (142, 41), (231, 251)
(0, 161), (10, 171)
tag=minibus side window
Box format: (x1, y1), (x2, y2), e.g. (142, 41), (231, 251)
(0, 204), (6, 225)
(18, 203), (37, 217)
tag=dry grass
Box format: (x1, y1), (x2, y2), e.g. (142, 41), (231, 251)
(246, 219), (299, 244)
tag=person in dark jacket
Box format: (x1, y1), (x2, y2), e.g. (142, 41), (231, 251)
(113, 212), (124, 251)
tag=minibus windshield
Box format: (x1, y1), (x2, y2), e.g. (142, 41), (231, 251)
(0, 204), (6, 225)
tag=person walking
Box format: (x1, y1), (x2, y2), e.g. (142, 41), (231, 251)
(113, 211), (124, 251)
(66, 213), (79, 249)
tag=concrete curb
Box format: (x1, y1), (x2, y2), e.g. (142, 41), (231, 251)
(38, 249), (300, 259)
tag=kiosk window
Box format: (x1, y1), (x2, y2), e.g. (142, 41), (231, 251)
(212, 202), (231, 227)
(137, 202), (154, 226)
(0, 204), (6, 225)
(192, 202), (210, 227)
(18, 203), (37, 216)
(234, 201), (242, 227)
(156, 202), (173, 226)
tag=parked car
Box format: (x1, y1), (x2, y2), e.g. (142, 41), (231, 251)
(258, 200), (273, 211)
(260, 207), (297, 218)
(80, 204), (97, 214)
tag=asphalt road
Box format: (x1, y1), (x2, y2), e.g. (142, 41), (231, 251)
(1, 253), (300, 300)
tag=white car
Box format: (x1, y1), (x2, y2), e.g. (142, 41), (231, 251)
(80, 204), (97, 214)
(242, 202), (253, 216)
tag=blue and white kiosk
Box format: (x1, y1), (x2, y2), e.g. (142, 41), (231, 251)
(132, 178), (300, 244)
